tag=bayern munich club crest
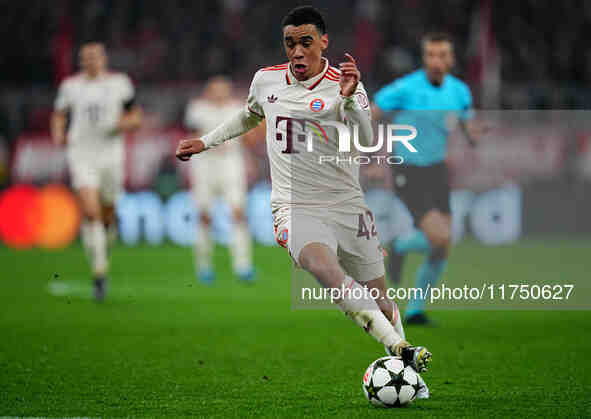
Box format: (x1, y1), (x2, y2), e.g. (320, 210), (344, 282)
(355, 92), (370, 109)
(309, 98), (325, 112)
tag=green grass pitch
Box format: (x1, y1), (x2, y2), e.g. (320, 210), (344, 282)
(1, 238), (590, 418)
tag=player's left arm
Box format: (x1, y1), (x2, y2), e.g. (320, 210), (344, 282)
(339, 53), (373, 146)
(117, 75), (143, 133)
(458, 83), (488, 147)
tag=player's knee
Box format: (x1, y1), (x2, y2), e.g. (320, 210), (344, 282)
(101, 205), (115, 225)
(77, 194), (101, 221)
(232, 208), (245, 222)
(200, 213), (212, 226)
(84, 212), (101, 222)
(82, 204), (101, 221)
(421, 212), (451, 248)
(299, 250), (342, 285)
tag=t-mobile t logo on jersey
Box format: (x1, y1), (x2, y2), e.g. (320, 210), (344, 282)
(274, 116), (417, 155)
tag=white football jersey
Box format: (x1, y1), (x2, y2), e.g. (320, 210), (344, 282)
(54, 72), (135, 152)
(184, 99), (243, 156)
(246, 59), (371, 208)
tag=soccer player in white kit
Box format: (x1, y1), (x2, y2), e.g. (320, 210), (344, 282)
(51, 42), (143, 301)
(176, 7), (431, 377)
(184, 76), (255, 283)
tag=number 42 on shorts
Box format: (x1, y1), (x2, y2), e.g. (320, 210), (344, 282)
(357, 210), (377, 240)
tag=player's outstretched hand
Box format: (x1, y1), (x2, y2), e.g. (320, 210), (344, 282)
(339, 53), (360, 97)
(176, 138), (205, 161)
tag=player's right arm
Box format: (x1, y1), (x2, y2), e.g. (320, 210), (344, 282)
(457, 82), (484, 147)
(176, 72), (264, 161)
(51, 79), (71, 146)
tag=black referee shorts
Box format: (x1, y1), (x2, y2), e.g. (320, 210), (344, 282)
(393, 162), (451, 225)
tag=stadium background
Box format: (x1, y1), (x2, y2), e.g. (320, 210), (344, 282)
(1, 0), (591, 248)
(1, 1), (591, 417)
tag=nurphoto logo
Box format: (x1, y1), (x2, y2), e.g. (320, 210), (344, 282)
(273, 116), (418, 164)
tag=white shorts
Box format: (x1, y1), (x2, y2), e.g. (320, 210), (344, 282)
(272, 201), (385, 282)
(191, 150), (247, 213)
(67, 146), (124, 205)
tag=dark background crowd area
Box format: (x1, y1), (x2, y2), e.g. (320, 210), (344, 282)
(1, 0), (590, 147)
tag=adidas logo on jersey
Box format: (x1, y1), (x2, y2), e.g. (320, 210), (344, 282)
(267, 95), (278, 103)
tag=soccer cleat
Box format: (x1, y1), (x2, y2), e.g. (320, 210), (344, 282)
(405, 312), (433, 326)
(93, 275), (108, 302)
(387, 239), (406, 285)
(401, 346), (432, 373)
(386, 344), (432, 373)
(237, 268), (256, 284)
(198, 269), (216, 284)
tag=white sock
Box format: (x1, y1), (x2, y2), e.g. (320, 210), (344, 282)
(195, 223), (213, 272)
(230, 220), (252, 274)
(336, 276), (403, 348)
(89, 220), (108, 275)
(391, 300), (406, 341)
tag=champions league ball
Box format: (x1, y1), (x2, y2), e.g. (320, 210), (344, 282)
(362, 356), (421, 407)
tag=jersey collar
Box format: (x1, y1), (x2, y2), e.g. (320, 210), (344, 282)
(420, 69), (448, 89)
(83, 70), (108, 81)
(286, 58), (329, 90)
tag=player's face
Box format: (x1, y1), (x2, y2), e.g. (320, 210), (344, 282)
(423, 41), (454, 85)
(283, 24), (328, 81)
(206, 78), (232, 103)
(80, 44), (107, 77)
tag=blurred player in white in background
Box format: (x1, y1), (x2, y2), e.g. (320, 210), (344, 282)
(51, 42), (143, 301)
(184, 76), (255, 283)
